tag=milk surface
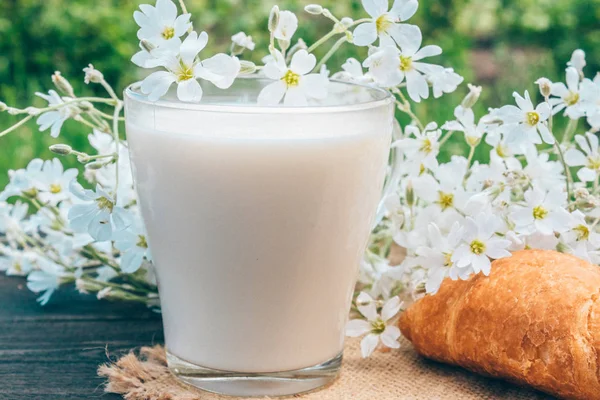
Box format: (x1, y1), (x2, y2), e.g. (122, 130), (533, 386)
(125, 83), (393, 373)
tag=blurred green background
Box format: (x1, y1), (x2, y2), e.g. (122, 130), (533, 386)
(1, 0), (600, 187)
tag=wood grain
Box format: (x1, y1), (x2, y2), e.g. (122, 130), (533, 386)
(0, 275), (163, 400)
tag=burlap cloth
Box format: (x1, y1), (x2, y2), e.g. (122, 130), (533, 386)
(98, 337), (555, 400)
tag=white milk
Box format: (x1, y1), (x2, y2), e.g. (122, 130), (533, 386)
(125, 82), (393, 373)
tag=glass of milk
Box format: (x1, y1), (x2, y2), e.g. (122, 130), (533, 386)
(124, 77), (396, 397)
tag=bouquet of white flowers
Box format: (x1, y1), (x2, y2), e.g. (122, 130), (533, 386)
(1, 0), (600, 359)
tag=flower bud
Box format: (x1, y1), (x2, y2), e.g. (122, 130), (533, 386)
(52, 71), (75, 97)
(49, 144), (73, 155)
(286, 39), (307, 62)
(461, 83), (482, 109)
(406, 182), (415, 206)
(304, 4), (323, 15)
(278, 39), (291, 53)
(239, 60), (257, 75)
(79, 101), (94, 112)
(25, 107), (41, 116)
(77, 154), (91, 163)
(574, 187), (590, 200)
(85, 161), (107, 170)
(140, 39), (156, 53)
(268, 6), (280, 33)
(0, 101), (6, 112)
(97, 287), (112, 300)
(340, 17), (353, 27)
(534, 77), (552, 98)
(83, 64), (104, 84)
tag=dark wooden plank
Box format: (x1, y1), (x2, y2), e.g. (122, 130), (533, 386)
(0, 275), (164, 400)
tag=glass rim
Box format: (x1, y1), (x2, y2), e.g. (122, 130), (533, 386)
(124, 76), (394, 115)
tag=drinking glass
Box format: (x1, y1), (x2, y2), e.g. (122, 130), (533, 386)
(124, 77), (397, 397)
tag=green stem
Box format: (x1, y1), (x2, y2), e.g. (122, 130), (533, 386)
(0, 115), (33, 137)
(562, 119), (578, 145)
(307, 30), (338, 53)
(439, 130), (455, 146)
(315, 37), (347, 71)
(554, 141), (573, 204)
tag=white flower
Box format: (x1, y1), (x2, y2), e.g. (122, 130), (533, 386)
(113, 220), (152, 274)
(496, 90), (554, 149)
(68, 181), (132, 241)
(564, 132), (600, 182)
(549, 67), (585, 119)
(27, 258), (67, 305)
(363, 30), (442, 102)
(346, 293), (402, 357)
(37, 158), (78, 204)
(83, 64), (104, 84)
(0, 246), (37, 276)
(140, 31), (240, 102)
(561, 210), (600, 263)
(134, 0), (191, 47)
(523, 150), (565, 191)
(506, 230), (559, 252)
(257, 49), (328, 106)
(510, 188), (571, 235)
(451, 213), (511, 275)
(567, 49), (586, 76)
(0, 159), (43, 201)
(427, 67), (463, 98)
(331, 58), (373, 84)
(358, 257), (402, 299)
(273, 10), (298, 41)
(416, 222), (465, 294)
(353, 0), (419, 47)
(442, 105), (485, 146)
(0, 201), (35, 242)
(35, 90), (78, 138)
(393, 123), (441, 171)
(231, 31), (255, 51)
(580, 75), (600, 129)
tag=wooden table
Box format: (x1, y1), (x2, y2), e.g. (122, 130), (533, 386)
(0, 274), (163, 400)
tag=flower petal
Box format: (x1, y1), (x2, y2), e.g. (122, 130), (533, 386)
(283, 86), (308, 106)
(390, 0), (418, 21)
(257, 81), (287, 106)
(199, 54), (240, 89)
(381, 296), (401, 321)
(360, 333), (380, 358)
(380, 326), (401, 349)
(176, 79), (203, 103)
(362, 0), (388, 18)
(352, 22), (378, 47)
(290, 50), (317, 75)
(412, 45), (442, 61)
(301, 74), (329, 99)
(345, 319), (372, 337)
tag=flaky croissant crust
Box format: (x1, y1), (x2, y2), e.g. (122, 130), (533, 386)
(400, 249), (600, 400)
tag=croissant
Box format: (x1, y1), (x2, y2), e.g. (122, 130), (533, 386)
(399, 249), (600, 400)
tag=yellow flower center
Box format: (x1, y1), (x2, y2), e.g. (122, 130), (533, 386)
(375, 14), (394, 34)
(370, 318), (386, 334)
(532, 205), (548, 220)
(574, 224), (590, 241)
(176, 60), (194, 82)
(470, 239), (486, 255)
(137, 235), (148, 249)
(419, 138), (432, 154)
(565, 91), (580, 106)
(49, 183), (62, 194)
(587, 155), (600, 171)
(526, 111), (540, 126)
(282, 70), (300, 87)
(496, 143), (508, 158)
(443, 252), (453, 267)
(162, 27), (175, 40)
(438, 191), (454, 210)
(399, 55), (413, 72)
(96, 197), (114, 212)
